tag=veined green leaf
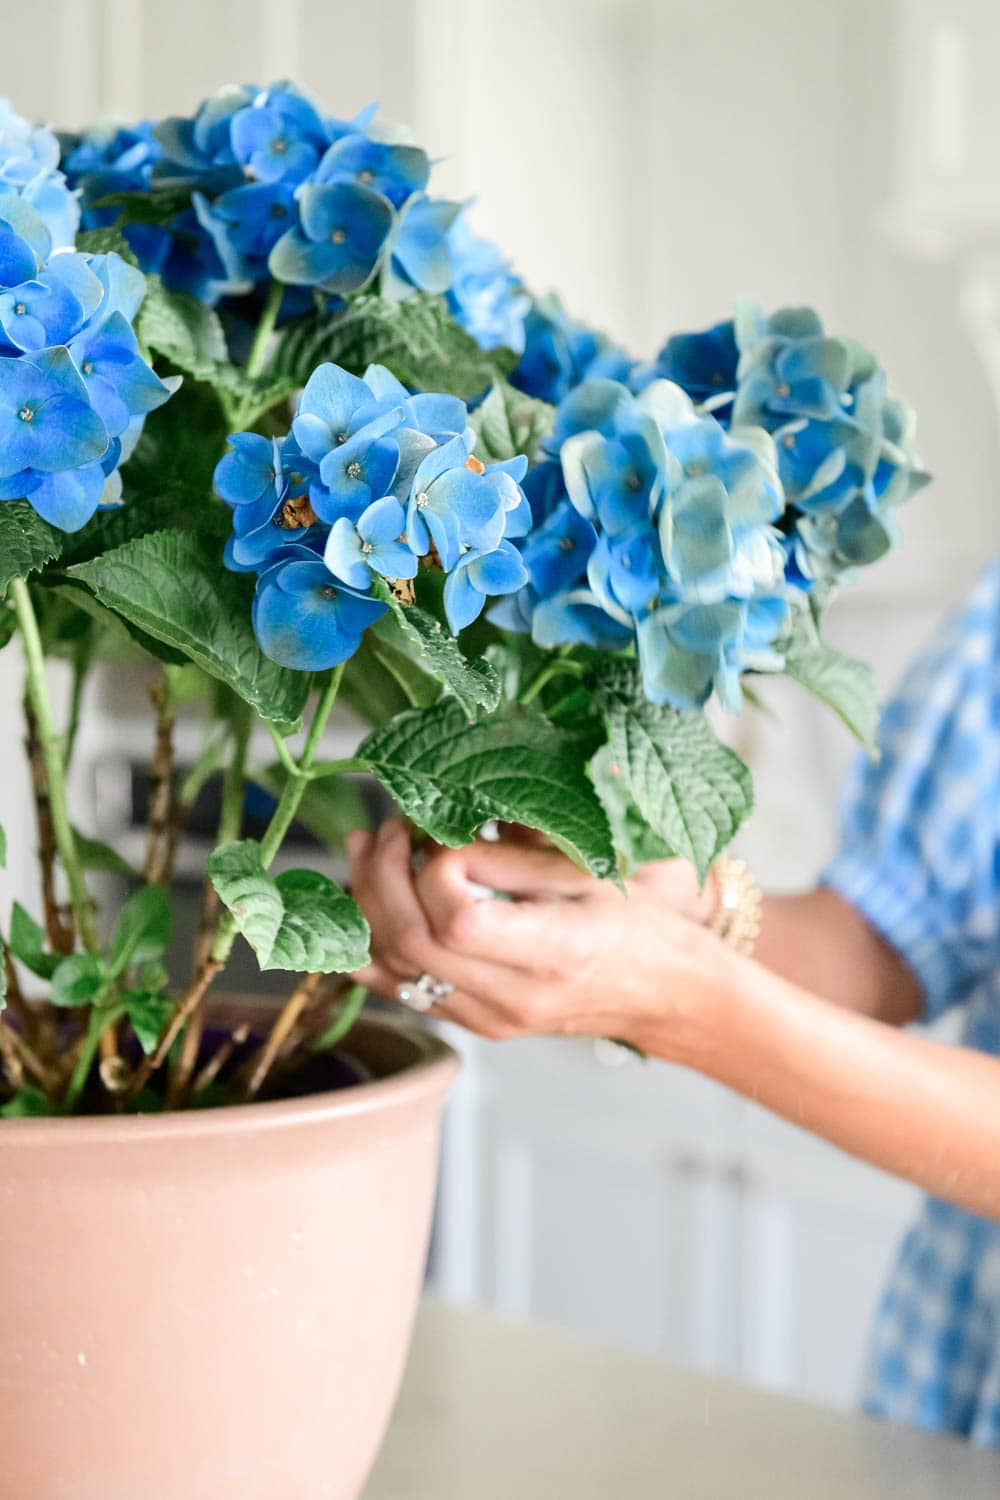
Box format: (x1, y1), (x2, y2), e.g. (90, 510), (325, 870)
(68, 530), (311, 732)
(108, 885), (172, 978)
(8, 902), (60, 981)
(373, 589), (500, 719)
(0, 501), (63, 598)
(271, 292), (514, 400)
(358, 700), (616, 878)
(781, 628), (879, 755)
(470, 379), (555, 465)
(207, 839), (370, 972)
(50, 953), (104, 1008)
(595, 661), (754, 882)
(123, 991), (175, 1055)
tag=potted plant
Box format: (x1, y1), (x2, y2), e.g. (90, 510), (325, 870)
(0, 83), (924, 1499)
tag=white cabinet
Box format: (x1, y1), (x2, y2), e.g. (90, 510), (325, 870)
(431, 1032), (919, 1410)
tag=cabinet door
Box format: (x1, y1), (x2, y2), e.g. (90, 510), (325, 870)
(431, 1034), (919, 1410)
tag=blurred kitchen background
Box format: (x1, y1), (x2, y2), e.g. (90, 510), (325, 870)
(0, 0), (997, 1411)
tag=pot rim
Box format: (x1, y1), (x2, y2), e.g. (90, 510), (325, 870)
(0, 1013), (459, 1146)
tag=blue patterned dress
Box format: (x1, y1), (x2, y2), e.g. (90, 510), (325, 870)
(822, 561), (1000, 1442)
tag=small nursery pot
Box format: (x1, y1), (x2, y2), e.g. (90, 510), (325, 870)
(0, 1013), (458, 1500)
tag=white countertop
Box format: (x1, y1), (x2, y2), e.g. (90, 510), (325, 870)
(365, 1300), (1000, 1498)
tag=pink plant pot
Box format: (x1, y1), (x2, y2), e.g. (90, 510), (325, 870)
(0, 1014), (458, 1500)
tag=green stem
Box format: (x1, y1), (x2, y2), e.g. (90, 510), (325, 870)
(519, 654), (584, 707)
(218, 704), (252, 846)
(63, 637), (88, 772)
(305, 755), (364, 781)
(65, 1004), (124, 1112)
(266, 719), (300, 778)
(11, 579), (99, 955)
(245, 278), (283, 381)
(210, 668), (344, 964)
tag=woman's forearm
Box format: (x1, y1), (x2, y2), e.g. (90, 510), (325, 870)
(753, 888), (922, 1026)
(637, 950), (1000, 1219)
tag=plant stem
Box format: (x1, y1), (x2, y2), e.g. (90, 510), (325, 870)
(11, 579), (99, 955)
(241, 971), (323, 1101)
(24, 695), (75, 955)
(256, 666), (344, 871)
(518, 652), (583, 707)
(305, 755), (364, 781)
(133, 669), (346, 1103)
(143, 672), (178, 886)
(64, 1005), (124, 1113)
(0, 1017), (60, 1097)
(244, 278), (283, 381)
(63, 636), (88, 772)
(171, 703), (252, 1105)
(265, 719), (300, 778)
(311, 980), (367, 1052)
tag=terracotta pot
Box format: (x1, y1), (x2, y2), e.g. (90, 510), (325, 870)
(0, 1014), (458, 1500)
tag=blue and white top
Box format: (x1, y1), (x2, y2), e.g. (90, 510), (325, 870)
(823, 561), (1000, 1443)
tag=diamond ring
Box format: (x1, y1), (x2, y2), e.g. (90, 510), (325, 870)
(395, 972), (454, 1011)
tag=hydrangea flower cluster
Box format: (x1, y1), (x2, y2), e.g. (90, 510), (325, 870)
(0, 100), (79, 249)
(510, 292), (633, 405)
(631, 306), (927, 588)
(0, 106), (175, 532)
(214, 362), (531, 670)
(492, 377), (789, 709)
(62, 81), (527, 340)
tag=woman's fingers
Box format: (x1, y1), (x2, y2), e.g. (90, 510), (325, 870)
(348, 822), (548, 1016)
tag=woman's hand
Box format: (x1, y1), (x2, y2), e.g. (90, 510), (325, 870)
(346, 821), (727, 1059)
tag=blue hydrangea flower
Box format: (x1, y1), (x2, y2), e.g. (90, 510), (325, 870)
(493, 375), (790, 708)
(381, 195), (461, 299)
(229, 87), (327, 185)
(733, 303), (927, 586)
(253, 551), (388, 670)
(63, 120), (169, 268)
(218, 359), (534, 672)
(443, 539), (528, 631)
(446, 218), (530, 354)
(269, 179), (393, 292)
(325, 495), (415, 590)
(0, 100), (79, 247)
(314, 133), (429, 210)
(511, 295), (634, 404)
(632, 319), (737, 414)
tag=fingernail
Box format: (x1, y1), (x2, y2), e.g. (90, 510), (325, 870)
(378, 819), (402, 847)
(345, 830), (368, 859)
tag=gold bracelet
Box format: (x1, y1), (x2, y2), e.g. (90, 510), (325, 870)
(708, 856), (762, 957)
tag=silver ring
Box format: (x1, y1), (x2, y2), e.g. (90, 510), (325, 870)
(395, 972), (454, 1011)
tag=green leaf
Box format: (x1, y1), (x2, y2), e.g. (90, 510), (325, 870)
(595, 661), (754, 883)
(373, 589), (500, 719)
(8, 902), (60, 980)
(0, 934), (6, 1011)
(50, 953), (104, 1008)
(0, 823), (6, 868)
(272, 292), (514, 401)
(589, 744), (671, 875)
(75, 226), (140, 264)
(71, 828), (137, 878)
(91, 185), (192, 227)
(249, 765), (367, 851)
(312, 981), (367, 1052)
(781, 629), (879, 755)
(207, 839), (371, 972)
(1, 1084), (52, 1117)
(67, 530), (311, 732)
(470, 379), (555, 464)
(357, 700), (616, 878)
(0, 500), (63, 598)
(108, 885), (172, 978)
(137, 275), (228, 366)
(123, 991), (175, 1055)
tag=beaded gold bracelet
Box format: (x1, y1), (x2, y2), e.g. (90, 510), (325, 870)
(708, 856), (763, 957)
